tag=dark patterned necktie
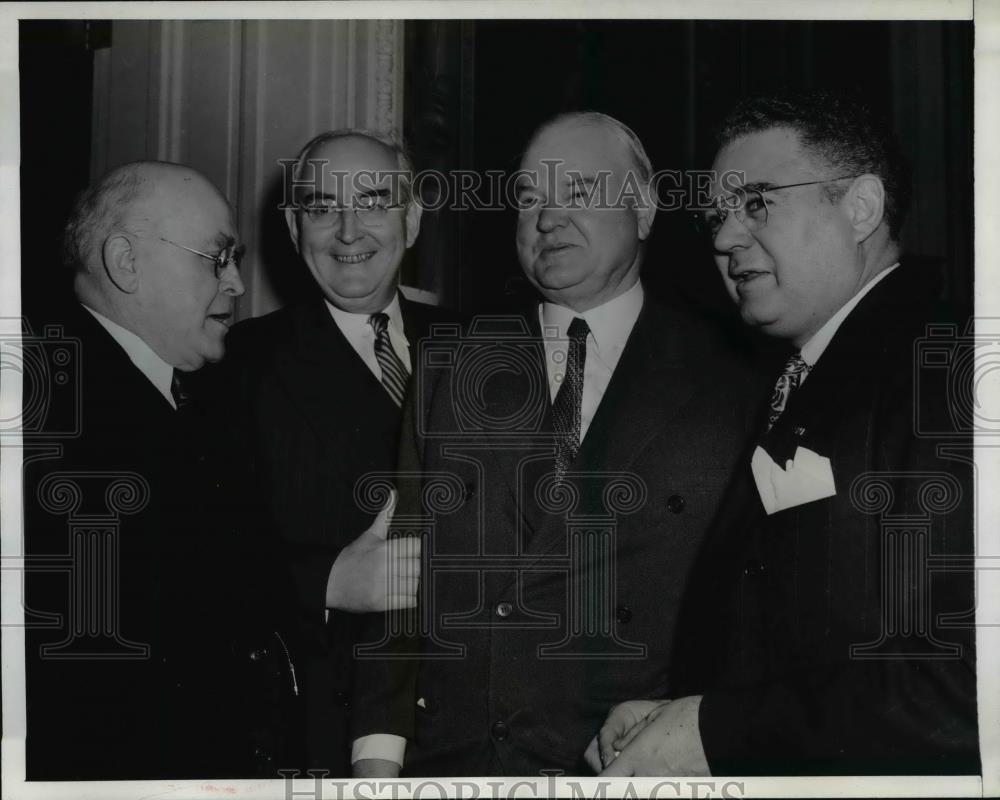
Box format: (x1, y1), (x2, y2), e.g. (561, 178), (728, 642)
(170, 369), (193, 410)
(766, 352), (811, 432)
(369, 312), (410, 407)
(552, 317), (590, 480)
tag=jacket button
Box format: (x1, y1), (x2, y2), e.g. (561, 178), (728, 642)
(615, 605), (632, 624)
(666, 495), (685, 514)
(491, 720), (509, 741)
(743, 560), (764, 577)
(464, 483), (476, 501)
(248, 647), (269, 662)
(334, 690), (350, 707)
(495, 601), (513, 618)
(253, 746), (273, 764)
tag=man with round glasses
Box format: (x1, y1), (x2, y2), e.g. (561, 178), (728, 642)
(24, 161), (303, 778)
(588, 91), (977, 776)
(222, 129), (450, 775)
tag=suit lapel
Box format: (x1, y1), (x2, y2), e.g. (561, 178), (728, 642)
(521, 297), (701, 560)
(475, 309), (556, 537)
(274, 298), (398, 450)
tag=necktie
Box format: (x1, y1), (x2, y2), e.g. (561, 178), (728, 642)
(765, 352), (811, 432)
(552, 317), (590, 480)
(369, 312), (410, 408)
(170, 369), (193, 410)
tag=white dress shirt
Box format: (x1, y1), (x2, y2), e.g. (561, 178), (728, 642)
(798, 263), (899, 382)
(539, 280), (644, 443)
(326, 293), (411, 380)
(82, 304), (177, 409)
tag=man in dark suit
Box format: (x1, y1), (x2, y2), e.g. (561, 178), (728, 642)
(590, 91), (978, 776)
(356, 112), (759, 777)
(23, 161), (302, 778)
(222, 129), (442, 776)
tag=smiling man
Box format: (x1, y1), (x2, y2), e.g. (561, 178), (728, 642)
(589, 91), (978, 777)
(25, 161), (303, 778)
(222, 129), (448, 776)
(356, 112), (760, 777)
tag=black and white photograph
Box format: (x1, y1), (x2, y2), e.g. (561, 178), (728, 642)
(1, 2), (996, 798)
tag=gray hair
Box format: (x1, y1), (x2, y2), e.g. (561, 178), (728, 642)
(530, 111), (654, 183)
(290, 128), (416, 205)
(62, 162), (153, 272)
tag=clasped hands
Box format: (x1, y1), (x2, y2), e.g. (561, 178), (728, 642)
(325, 490), (422, 613)
(584, 695), (709, 777)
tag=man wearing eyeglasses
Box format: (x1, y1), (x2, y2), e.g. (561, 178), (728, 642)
(24, 161), (304, 778)
(221, 129), (448, 775)
(587, 91), (977, 776)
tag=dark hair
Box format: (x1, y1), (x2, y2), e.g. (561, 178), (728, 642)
(718, 90), (911, 239)
(62, 162), (150, 271)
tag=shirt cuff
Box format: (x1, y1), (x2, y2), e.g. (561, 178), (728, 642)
(351, 734), (406, 766)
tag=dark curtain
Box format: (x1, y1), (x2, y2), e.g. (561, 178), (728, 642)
(405, 20), (973, 322)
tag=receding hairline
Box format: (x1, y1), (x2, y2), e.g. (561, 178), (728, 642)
(522, 112), (653, 181)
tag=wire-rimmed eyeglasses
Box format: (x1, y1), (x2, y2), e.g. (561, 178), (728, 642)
(299, 194), (407, 228)
(156, 236), (244, 279)
(693, 175), (861, 240)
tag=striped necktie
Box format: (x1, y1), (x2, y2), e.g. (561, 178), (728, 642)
(170, 369), (193, 411)
(552, 316), (590, 480)
(765, 352), (811, 432)
(369, 312), (410, 407)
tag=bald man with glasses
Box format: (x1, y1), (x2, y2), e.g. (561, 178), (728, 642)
(24, 161), (303, 778)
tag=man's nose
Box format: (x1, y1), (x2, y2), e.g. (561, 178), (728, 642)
(712, 209), (752, 253)
(336, 208), (361, 243)
(220, 263), (246, 297)
(536, 202), (568, 232)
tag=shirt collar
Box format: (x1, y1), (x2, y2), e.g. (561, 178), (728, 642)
(81, 304), (177, 409)
(800, 263), (899, 367)
(540, 280), (644, 353)
(325, 293), (407, 346)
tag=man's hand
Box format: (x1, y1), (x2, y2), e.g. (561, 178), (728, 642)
(599, 695), (709, 777)
(584, 699), (663, 772)
(325, 491), (421, 612)
(352, 758), (401, 778)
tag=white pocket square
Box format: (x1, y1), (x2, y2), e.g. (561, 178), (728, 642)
(751, 445), (837, 515)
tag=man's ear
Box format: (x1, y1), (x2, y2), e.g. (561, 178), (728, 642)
(284, 206), (302, 253)
(404, 200), (423, 249)
(845, 174), (886, 243)
(636, 182), (658, 242)
(102, 234), (139, 293)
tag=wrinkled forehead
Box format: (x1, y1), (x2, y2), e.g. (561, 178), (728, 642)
(295, 136), (404, 200)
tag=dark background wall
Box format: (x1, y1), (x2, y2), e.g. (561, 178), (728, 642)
(22, 19), (973, 325)
(405, 19), (973, 323)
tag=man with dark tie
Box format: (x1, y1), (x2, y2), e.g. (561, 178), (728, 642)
(23, 161), (302, 778)
(589, 90), (978, 776)
(355, 111), (759, 777)
(222, 129), (445, 775)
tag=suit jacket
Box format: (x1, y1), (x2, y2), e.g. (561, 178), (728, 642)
(672, 266), (979, 775)
(221, 292), (455, 775)
(359, 291), (763, 776)
(23, 300), (302, 780)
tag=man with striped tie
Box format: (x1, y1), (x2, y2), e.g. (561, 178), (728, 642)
(221, 129), (450, 776)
